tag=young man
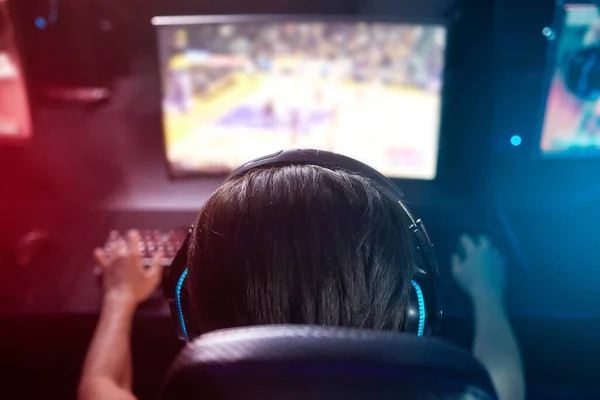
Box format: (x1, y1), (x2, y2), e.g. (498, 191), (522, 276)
(79, 163), (525, 400)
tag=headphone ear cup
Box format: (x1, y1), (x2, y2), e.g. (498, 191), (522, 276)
(404, 280), (426, 337)
(175, 269), (192, 341)
(165, 232), (194, 341)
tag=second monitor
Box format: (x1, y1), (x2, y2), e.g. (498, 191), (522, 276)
(153, 16), (446, 180)
(541, 3), (600, 158)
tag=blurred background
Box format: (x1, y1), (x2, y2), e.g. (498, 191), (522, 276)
(1, 0), (600, 398)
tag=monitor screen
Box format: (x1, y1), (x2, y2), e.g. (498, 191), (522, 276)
(0, 0), (32, 141)
(540, 4), (600, 157)
(154, 17), (446, 178)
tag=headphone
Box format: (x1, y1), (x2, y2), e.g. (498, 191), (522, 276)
(163, 149), (442, 342)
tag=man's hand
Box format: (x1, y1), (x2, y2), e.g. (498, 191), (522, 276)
(93, 230), (162, 305)
(451, 234), (506, 301)
(451, 235), (526, 400)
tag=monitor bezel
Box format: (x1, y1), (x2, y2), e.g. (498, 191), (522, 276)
(152, 14), (449, 181)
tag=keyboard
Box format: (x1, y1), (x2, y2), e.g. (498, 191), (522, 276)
(95, 229), (188, 275)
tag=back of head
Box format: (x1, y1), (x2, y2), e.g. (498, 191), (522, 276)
(185, 164), (416, 337)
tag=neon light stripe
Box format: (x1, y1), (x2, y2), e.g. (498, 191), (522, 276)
(176, 268), (189, 341)
(411, 280), (426, 337)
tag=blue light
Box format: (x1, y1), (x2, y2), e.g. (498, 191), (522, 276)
(411, 280), (426, 337)
(510, 135), (522, 147)
(542, 27), (556, 41)
(176, 268), (190, 341)
(35, 17), (47, 29)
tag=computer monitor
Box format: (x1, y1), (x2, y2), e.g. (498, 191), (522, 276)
(153, 16), (446, 179)
(0, 0), (32, 142)
(540, 3), (600, 157)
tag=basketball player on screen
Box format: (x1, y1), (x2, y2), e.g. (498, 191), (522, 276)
(167, 30), (194, 113)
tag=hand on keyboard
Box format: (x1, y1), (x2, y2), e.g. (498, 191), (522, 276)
(93, 230), (164, 305)
(94, 229), (187, 280)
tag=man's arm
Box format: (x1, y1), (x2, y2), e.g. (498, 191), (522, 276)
(78, 232), (162, 400)
(472, 291), (525, 400)
(451, 235), (526, 400)
(78, 291), (137, 400)
(79, 379), (137, 400)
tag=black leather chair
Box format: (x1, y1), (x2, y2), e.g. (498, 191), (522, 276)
(160, 325), (497, 400)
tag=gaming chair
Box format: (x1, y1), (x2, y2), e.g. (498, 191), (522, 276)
(160, 325), (497, 399)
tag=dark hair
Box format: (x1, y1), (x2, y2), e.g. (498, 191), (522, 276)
(186, 165), (416, 336)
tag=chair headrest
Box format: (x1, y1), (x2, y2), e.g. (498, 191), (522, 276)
(161, 325), (497, 400)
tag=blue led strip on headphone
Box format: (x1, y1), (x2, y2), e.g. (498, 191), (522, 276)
(411, 280), (426, 337)
(176, 268), (190, 341)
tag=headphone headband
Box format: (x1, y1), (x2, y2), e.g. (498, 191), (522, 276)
(164, 149), (441, 341)
(229, 149), (405, 199)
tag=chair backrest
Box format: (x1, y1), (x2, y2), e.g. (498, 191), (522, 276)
(160, 325), (497, 400)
